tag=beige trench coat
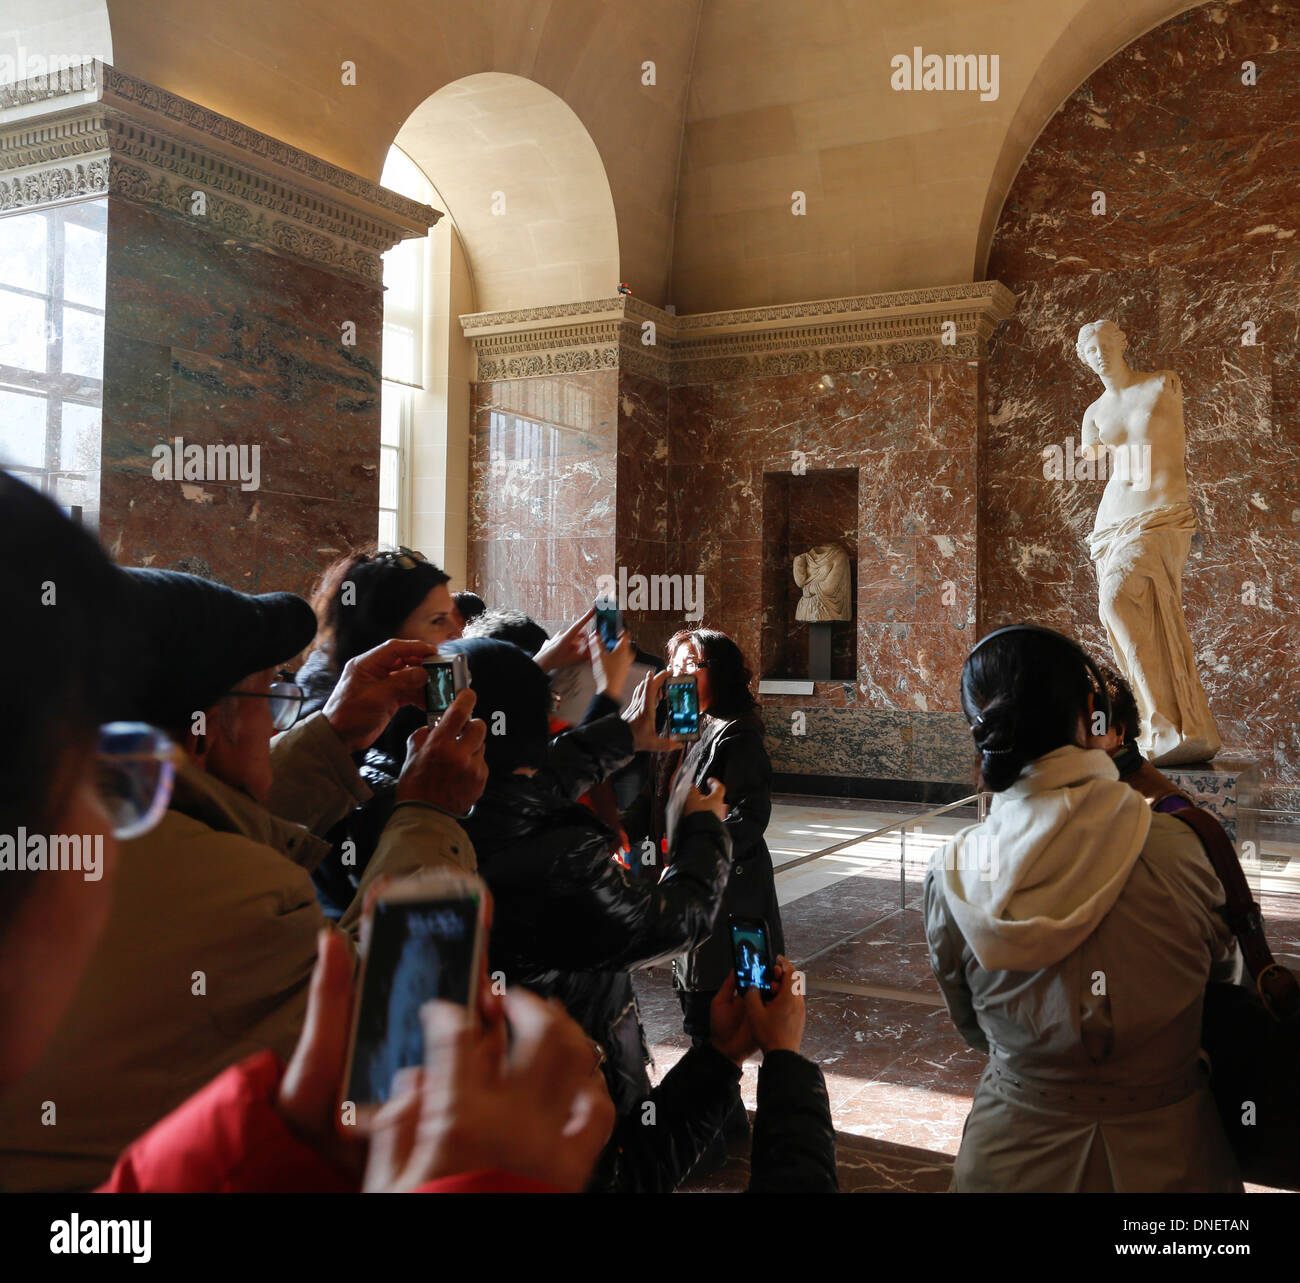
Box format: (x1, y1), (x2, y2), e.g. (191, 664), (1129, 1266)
(925, 810), (1243, 1193)
(0, 713), (475, 1192)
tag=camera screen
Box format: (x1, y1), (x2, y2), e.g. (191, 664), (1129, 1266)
(666, 679), (700, 736)
(347, 896), (478, 1106)
(424, 660), (457, 718)
(732, 922), (771, 994)
(594, 604), (622, 651)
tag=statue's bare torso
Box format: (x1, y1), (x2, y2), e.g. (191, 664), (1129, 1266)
(1081, 370), (1189, 530)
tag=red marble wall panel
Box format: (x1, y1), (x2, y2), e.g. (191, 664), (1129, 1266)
(984, 0), (1300, 809)
(468, 370), (619, 633)
(667, 362), (981, 714)
(99, 198), (383, 597)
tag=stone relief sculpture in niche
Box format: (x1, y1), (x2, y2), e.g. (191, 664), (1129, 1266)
(793, 543), (851, 622)
(1077, 320), (1220, 766)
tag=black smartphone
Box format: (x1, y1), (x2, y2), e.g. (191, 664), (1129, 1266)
(341, 872), (486, 1123)
(423, 652), (469, 726)
(730, 915), (774, 999)
(594, 598), (623, 652)
(665, 673), (700, 741)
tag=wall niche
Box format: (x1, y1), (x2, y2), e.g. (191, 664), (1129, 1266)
(761, 468), (857, 680)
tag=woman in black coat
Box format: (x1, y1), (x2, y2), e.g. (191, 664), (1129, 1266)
(443, 635), (734, 1121)
(656, 628), (784, 1046)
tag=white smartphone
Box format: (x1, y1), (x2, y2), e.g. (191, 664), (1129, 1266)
(338, 870), (487, 1132)
(423, 652), (470, 727)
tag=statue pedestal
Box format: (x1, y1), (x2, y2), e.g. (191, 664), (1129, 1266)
(808, 622), (832, 681)
(1164, 756), (1260, 852)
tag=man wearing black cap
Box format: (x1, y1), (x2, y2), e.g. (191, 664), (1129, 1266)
(0, 570), (488, 1193)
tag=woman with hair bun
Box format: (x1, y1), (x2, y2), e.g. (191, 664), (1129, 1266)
(924, 624), (1242, 1192)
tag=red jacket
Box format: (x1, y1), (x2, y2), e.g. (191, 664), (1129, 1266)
(97, 1050), (555, 1194)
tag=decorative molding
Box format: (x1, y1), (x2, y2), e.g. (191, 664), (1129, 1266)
(0, 61), (440, 285)
(0, 60), (98, 110)
(460, 283), (1015, 384)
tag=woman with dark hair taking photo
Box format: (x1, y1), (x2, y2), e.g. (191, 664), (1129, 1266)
(298, 546), (463, 715)
(657, 627), (782, 1158)
(296, 547), (465, 916)
(924, 624), (1242, 1192)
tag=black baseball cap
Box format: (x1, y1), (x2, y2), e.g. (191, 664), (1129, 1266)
(117, 568), (318, 734)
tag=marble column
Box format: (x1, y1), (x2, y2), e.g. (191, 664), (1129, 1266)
(0, 61), (438, 595)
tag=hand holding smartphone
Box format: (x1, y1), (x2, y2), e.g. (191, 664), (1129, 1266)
(340, 870), (487, 1130)
(593, 597), (624, 652)
(664, 673), (701, 742)
(423, 651), (469, 727)
(730, 914), (774, 1001)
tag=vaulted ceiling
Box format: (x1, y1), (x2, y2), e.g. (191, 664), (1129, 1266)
(11, 0), (1203, 311)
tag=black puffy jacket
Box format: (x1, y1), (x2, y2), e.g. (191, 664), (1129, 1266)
(461, 703), (733, 1119)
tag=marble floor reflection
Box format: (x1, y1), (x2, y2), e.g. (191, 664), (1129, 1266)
(634, 793), (1300, 1193)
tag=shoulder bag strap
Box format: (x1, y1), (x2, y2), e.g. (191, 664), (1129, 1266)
(1170, 805), (1298, 1019)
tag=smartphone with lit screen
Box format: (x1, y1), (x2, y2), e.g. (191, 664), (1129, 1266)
(423, 652), (469, 726)
(665, 673), (701, 742)
(594, 598), (624, 652)
(339, 871), (486, 1131)
(730, 915), (774, 1000)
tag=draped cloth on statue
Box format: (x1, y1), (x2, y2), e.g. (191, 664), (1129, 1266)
(793, 544), (851, 622)
(1088, 502), (1220, 766)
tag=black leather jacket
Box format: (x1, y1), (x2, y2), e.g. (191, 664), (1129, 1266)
(594, 1045), (839, 1192)
(461, 703), (733, 1119)
(659, 711), (784, 991)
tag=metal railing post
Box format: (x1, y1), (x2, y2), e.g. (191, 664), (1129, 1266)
(899, 825), (907, 910)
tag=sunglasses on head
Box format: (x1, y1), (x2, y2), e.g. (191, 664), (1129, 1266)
(371, 546), (427, 571)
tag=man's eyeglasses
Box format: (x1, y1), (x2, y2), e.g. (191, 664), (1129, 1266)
(670, 659), (709, 675)
(372, 546), (427, 571)
(224, 681), (306, 731)
(97, 722), (175, 839)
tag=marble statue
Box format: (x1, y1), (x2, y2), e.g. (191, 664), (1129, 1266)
(793, 543), (851, 622)
(1076, 319), (1220, 765)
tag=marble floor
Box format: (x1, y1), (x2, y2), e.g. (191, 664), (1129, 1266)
(633, 793), (1300, 1193)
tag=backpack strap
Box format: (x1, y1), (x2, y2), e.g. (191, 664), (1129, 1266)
(1170, 805), (1299, 1020)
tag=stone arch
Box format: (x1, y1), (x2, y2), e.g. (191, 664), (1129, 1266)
(393, 72), (620, 312)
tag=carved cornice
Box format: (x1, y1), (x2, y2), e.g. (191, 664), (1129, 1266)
(0, 61), (440, 285)
(461, 283), (1015, 384)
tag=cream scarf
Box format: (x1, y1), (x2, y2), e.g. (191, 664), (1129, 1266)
(932, 745), (1151, 972)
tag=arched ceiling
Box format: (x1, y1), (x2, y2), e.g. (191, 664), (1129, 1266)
(671, 0), (1200, 310)
(97, 0), (697, 307)
(395, 73), (620, 311)
(7, 0), (1207, 311)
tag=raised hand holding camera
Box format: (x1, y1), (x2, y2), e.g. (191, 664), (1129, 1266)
(363, 987), (615, 1193)
(588, 621), (634, 698)
(395, 688), (488, 816)
(534, 606), (595, 674)
(622, 669), (681, 753)
(323, 637), (436, 754)
(743, 955), (806, 1055)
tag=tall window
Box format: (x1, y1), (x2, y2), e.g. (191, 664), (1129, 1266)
(378, 148), (429, 548)
(0, 201), (106, 525)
